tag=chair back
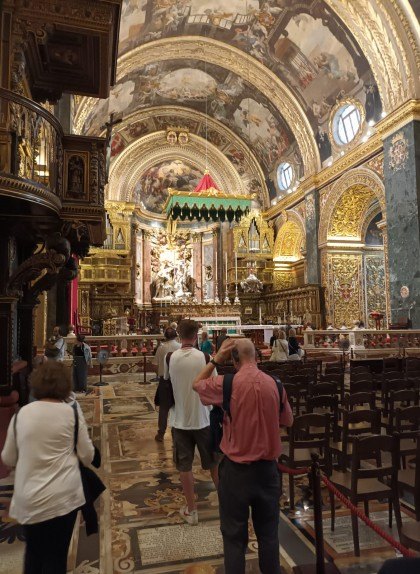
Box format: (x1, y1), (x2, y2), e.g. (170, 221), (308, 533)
(309, 382), (338, 397)
(344, 391), (376, 411)
(307, 395), (339, 439)
(383, 358), (400, 372)
(283, 383), (301, 416)
(395, 405), (420, 439)
(350, 379), (376, 394)
(290, 413), (331, 452)
(405, 358), (420, 372)
(351, 434), (400, 486)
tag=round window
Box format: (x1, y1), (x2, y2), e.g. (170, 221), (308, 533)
(332, 103), (361, 146)
(277, 162), (293, 192)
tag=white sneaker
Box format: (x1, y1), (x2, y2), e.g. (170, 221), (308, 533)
(179, 505), (198, 525)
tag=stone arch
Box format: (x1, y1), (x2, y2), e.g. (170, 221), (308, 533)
(273, 211), (306, 261)
(319, 168), (386, 244)
(107, 131), (253, 220)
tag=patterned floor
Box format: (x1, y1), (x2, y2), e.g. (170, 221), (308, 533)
(0, 373), (414, 573)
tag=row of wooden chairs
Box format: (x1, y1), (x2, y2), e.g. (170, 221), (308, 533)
(279, 412), (420, 556)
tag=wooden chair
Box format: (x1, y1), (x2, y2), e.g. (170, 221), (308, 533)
(349, 379), (376, 395)
(395, 405), (420, 468)
(351, 365), (371, 376)
(283, 383), (301, 416)
(383, 358), (400, 372)
(328, 433), (402, 556)
(399, 434), (420, 551)
(279, 413), (331, 510)
(307, 395), (340, 440)
(343, 391), (376, 411)
(381, 389), (419, 434)
(382, 377), (409, 417)
(321, 372), (345, 402)
(330, 408), (380, 471)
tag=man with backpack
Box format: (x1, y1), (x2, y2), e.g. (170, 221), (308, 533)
(165, 319), (219, 526)
(193, 338), (293, 574)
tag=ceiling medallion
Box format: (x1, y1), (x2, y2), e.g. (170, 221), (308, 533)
(166, 127), (189, 146)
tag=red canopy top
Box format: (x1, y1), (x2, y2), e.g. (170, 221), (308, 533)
(193, 170), (219, 193)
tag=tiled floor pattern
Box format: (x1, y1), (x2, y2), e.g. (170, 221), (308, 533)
(0, 373), (415, 573)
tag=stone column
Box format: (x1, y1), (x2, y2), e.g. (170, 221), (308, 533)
(143, 231), (152, 304)
(305, 187), (320, 284)
(383, 122), (420, 327)
(17, 302), (34, 368)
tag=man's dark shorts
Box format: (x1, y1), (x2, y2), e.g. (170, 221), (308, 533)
(172, 426), (218, 472)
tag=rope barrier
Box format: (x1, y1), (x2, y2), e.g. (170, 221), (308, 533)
(278, 461), (416, 558)
(320, 474), (416, 558)
(277, 463), (309, 476)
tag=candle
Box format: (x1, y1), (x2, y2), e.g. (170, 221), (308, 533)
(215, 249), (217, 282)
(225, 252), (228, 283)
(235, 252), (238, 282)
(259, 305), (262, 324)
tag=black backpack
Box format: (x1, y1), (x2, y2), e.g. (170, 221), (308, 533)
(210, 374), (284, 453)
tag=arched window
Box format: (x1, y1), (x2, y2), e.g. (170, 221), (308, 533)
(332, 103), (361, 145)
(277, 162), (293, 192)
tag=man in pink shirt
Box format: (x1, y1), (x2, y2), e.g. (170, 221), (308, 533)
(193, 338), (293, 574)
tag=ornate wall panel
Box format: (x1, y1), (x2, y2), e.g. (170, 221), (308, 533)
(328, 185), (377, 239)
(364, 254), (387, 327)
(319, 168), (386, 244)
(325, 253), (363, 327)
(273, 211), (306, 261)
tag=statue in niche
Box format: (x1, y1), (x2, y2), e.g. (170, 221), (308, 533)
(67, 155), (84, 196)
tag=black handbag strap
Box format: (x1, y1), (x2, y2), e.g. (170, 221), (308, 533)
(72, 403), (78, 453)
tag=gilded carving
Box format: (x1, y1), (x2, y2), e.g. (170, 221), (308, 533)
(273, 219), (305, 261)
(305, 194), (315, 222)
(232, 210), (274, 255)
(329, 254), (362, 328)
(319, 168), (386, 244)
(388, 131), (409, 172)
(366, 154), (384, 178)
(273, 272), (294, 291)
(365, 255), (386, 327)
(328, 185), (377, 239)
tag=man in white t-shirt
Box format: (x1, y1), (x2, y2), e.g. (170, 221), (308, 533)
(165, 319), (218, 525)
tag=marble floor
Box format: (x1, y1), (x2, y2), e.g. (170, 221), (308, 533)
(0, 373), (415, 573)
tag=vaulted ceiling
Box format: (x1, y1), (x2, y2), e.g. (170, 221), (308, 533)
(72, 0), (420, 221)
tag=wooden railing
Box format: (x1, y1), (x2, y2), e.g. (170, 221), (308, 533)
(0, 88), (63, 201)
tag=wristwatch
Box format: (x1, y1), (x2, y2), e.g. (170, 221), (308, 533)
(210, 358), (222, 367)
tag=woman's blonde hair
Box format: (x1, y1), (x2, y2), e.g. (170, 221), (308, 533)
(30, 361), (72, 401)
(289, 328), (297, 337)
(279, 330), (287, 340)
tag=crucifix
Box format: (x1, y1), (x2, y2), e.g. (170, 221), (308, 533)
(101, 112), (123, 183)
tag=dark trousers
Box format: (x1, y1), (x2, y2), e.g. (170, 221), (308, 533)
(73, 356), (88, 392)
(23, 509), (78, 574)
(218, 457), (281, 574)
(157, 377), (173, 436)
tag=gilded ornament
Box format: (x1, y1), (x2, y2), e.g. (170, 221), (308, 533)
(388, 131), (409, 172)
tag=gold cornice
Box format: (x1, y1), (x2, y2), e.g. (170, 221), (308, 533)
(376, 99), (420, 139)
(115, 36), (319, 175)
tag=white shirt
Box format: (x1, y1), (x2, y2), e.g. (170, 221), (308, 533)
(1, 401), (94, 524)
(164, 347), (216, 430)
(54, 337), (67, 361)
(155, 339), (181, 377)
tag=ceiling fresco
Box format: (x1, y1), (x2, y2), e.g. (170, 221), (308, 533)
(117, 0), (382, 142)
(133, 159), (202, 213)
(80, 58), (301, 193)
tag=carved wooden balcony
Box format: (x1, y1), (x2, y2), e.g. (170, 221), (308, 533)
(0, 87), (107, 249)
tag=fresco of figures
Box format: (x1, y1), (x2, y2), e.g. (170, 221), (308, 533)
(132, 159), (202, 214)
(80, 59), (300, 179)
(116, 0), (382, 137)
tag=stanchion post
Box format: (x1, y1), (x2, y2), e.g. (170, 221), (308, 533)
(293, 454), (340, 574)
(311, 454), (326, 574)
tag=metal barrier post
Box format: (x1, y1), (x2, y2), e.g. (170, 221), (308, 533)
(293, 455), (340, 574)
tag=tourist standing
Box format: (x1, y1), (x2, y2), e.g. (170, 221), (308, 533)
(154, 327), (181, 442)
(166, 319), (218, 525)
(72, 335), (92, 394)
(193, 338), (293, 573)
(1, 361), (94, 574)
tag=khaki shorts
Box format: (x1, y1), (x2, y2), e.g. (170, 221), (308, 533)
(172, 426), (218, 472)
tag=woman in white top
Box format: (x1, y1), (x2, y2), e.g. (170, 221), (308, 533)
(1, 361), (94, 574)
(270, 329), (289, 361)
